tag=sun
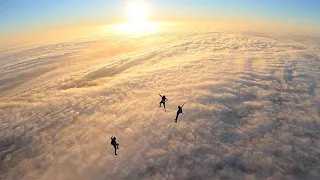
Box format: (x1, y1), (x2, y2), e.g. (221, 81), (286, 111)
(126, 1), (148, 24)
(101, 0), (160, 37)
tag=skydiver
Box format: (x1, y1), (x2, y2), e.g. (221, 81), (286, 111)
(159, 94), (168, 112)
(175, 103), (185, 122)
(111, 136), (119, 155)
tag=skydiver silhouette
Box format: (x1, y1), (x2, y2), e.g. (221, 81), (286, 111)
(159, 94), (168, 112)
(175, 103), (185, 122)
(111, 136), (119, 155)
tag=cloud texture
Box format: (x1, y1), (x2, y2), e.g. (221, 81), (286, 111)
(0, 31), (320, 180)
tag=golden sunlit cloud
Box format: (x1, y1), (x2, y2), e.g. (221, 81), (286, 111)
(102, 22), (160, 37)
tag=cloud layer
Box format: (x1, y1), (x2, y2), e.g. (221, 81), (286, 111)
(0, 31), (320, 180)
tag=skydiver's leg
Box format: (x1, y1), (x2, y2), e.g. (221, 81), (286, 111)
(175, 112), (179, 121)
(114, 145), (117, 155)
(159, 101), (162, 107)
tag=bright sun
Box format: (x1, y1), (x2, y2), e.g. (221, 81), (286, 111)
(126, 1), (148, 24)
(102, 0), (159, 36)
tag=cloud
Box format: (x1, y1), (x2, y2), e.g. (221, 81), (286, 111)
(0, 30), (320, 180)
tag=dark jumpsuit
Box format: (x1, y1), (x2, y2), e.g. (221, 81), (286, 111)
(159, 96), (167, 109)
(175, 106), (183, 121)
(111, 137), (119, 155)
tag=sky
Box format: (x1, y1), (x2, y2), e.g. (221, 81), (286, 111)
(1, 0), (320, 36)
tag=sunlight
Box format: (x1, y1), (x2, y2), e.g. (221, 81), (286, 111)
(99, 0), (163, 37)
(103, 22), (160, 37)
(126, 0), (148, 24)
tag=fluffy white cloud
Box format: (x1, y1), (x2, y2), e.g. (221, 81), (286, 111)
(0, 31), (319, 180)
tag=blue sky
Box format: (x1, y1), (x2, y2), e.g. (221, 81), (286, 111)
(1, 0), (320, 35)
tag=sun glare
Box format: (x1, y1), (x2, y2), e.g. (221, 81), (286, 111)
(104, 22), (160, 37)
(101, 0), (162, 37)
(126, 1), (148, 24)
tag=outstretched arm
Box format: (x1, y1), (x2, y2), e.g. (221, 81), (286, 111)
(159, 94), (162, 97)
(181, 102), (186, 108)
